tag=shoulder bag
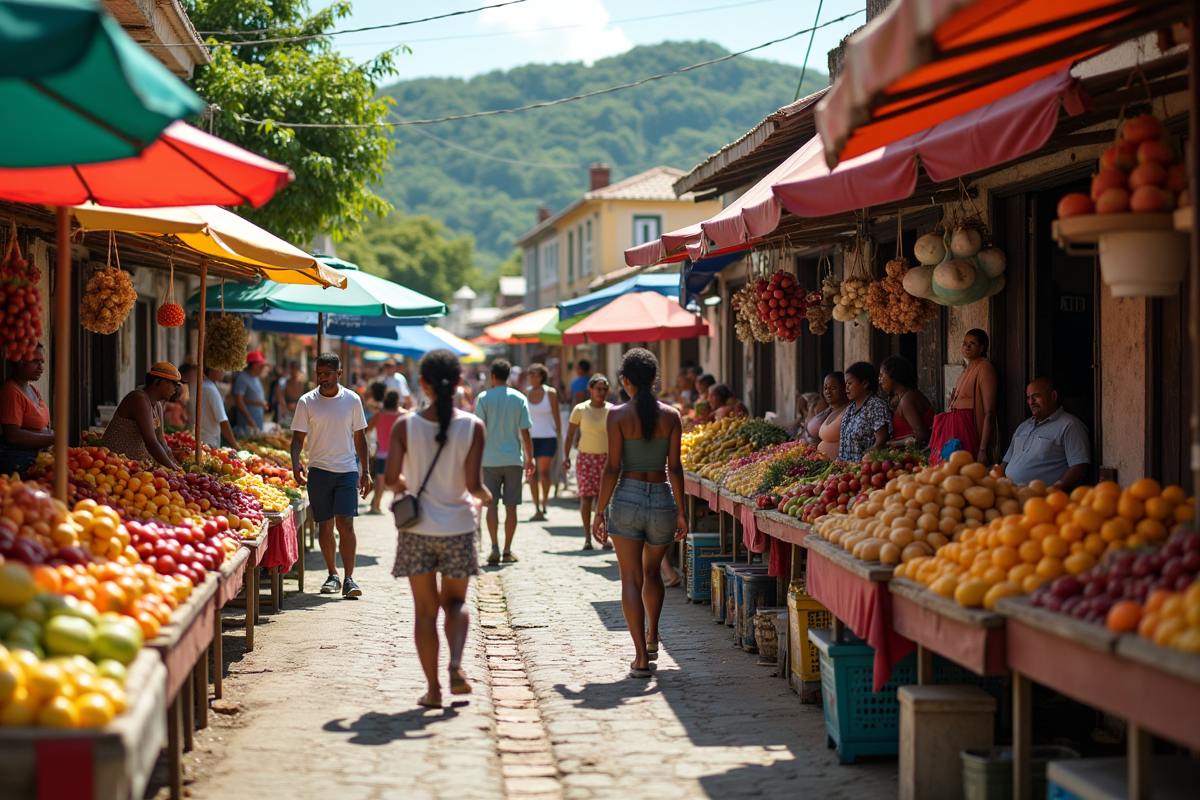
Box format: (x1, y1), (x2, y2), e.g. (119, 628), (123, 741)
(391, 418), (447, 531)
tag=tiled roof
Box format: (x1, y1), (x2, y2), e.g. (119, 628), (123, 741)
(586, 166), (694, 202)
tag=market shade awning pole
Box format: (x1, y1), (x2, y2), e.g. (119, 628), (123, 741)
(1190, 2), (1200, 498)
(317, 312), (324, 359)
(53, 207), (70, 501)
(194, 259), (208, 471)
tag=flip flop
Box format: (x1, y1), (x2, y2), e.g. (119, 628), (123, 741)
(417, 692), (443, 708)
(628, 668), (652, 679)
(663, 576), (682, 588)
(646, 643), (659, 662)
(449, 670), (473, 696)
(583, 540), (595, 551)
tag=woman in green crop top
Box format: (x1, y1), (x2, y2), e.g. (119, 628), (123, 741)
(593, 348), (687, 679)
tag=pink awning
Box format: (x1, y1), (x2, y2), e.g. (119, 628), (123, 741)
(774, 69), (1089, 218)
(561, 292), (709, 345)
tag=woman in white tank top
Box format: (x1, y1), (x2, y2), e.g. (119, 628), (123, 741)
(385, 350), (492, 709)
(523, 364), (561, 520)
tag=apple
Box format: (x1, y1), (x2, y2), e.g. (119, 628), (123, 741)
(1095, 187), (1131, 214)
(1128, 161), (1167, 190)
(1099, 142), (1138, 172)
(1121, 114), (1164, 145)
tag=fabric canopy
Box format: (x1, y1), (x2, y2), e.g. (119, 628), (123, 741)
(774, 70), (1089, 218)
(557, 273), (681, 319)
(0, 122), (294, 208)
(561, 292), (709, 346)
(347, 326), (484, 363)
(72, 203), (344, 287)
(681, 249), (751, 303)
(247, 309), (427, 337)
(483, 307), (559, 344)
(816, 0), (1181, 167)
(538, 310), (592, 345)
(0, 0), (203, 167)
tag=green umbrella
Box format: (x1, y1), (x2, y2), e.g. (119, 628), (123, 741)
(188, 257), (448, 318)
(538, 310), (592, 345)
(0, 0), (204, 167)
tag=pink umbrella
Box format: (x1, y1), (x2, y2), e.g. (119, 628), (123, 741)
(561, 292), (709, 345)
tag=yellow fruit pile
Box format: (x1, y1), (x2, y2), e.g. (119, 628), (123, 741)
(234, 474), (290, 513)
(816, 452), (1046, 566)
(0, 647), (129, 729)
(682, 417), (750, 474)
(895, 478), (1193, 609)
(1140, 581), (1200, 654)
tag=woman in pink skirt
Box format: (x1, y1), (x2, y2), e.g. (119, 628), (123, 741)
(563, 374), (612, 550)
(930, 329), (998, 464)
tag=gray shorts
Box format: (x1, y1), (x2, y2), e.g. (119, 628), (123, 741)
(392, 531), (479, 579)
(605, 479), (677, 547)
(483, 465), (524, 506)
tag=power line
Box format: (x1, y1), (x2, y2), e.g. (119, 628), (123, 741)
(233, 10), (863, 129)
(150, 0), (529, 48)
(407, 125), (581, 169)
(794, 0), (824, 102)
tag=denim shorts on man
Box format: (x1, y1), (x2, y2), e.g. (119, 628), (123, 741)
(308, 467), (360, 523)
(605, 479), (676, 547)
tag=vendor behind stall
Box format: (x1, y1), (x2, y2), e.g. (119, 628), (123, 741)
(0, 343), (52, 475)
(991, 378), (1090, 491)
(99, 362), (182, 470)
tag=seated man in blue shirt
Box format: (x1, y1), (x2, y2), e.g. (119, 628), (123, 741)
(991, 378), (1090, 492)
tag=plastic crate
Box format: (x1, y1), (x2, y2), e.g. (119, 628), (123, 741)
(961, 746), (1078, 800)
(685, 533), (727, 601)
(728, 564), (770, 634)
(711, 566), (726, 624)
(787, 585), (832, 683)
(1046, 787), (1083, 800)
(808, 627), (1008, 765)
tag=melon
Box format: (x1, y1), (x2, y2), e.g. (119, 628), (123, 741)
(977, 247), (1007, 278)
(914, 233), (946, 265)
(902, 264), (935, 300)
(949, 228), (983, 258)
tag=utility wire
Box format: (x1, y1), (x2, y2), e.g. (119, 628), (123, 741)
(152, 0), (528, 47)
(794, 0), (824, 102)
(233, 10), (863, 129)
(407, 125), (580, 169)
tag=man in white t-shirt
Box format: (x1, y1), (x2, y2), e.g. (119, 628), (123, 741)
(381, 360), (413, 410)
(290, 354), (372, 598)
(200, 368), (239, 450)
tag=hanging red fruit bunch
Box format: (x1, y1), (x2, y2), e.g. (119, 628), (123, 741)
(754, 270), (811, 342)
(157, 257), (185, 328)
(0, 226), (44, 361)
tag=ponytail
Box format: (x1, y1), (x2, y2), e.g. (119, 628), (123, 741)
(620, 348), (660, 440)
(417, 350), (463, 444)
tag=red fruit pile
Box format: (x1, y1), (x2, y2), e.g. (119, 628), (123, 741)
(1058, 114), (1190, 218)
(754, 270), (809, 342)
(157, 302), (185, 328)
(0, 238), (44, 361)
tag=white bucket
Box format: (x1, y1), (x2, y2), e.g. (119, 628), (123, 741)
(1098, 229), (1189, 297)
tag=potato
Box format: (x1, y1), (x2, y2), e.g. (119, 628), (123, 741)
(940, 505), (964, 522)
(880, 508), (904, 526)
(901, 544), (928, 563)
(997, 498), (1021, 516)
(984, 508), (1002, 523)
(911, 529), (928, 543)
(892, 515), (916, 531)
(960, 462), (988, 481)
(854, 504), (872, 519)
(963, 518), (982, 529)
(942, 475), (972, 495)
(905, 508), (922, 521)
(962, 506), (984, 521)
(963, 486), (995, 509)
(921, 502), (941, 516)
(915, 485), (940, 505)
(879, 543), (901, 566)
(948, 450), (975, 471)
(890, 528), (915, 548)
(867, 501), (884, 516)
(917, 513), (940, 532)
(927, 532), (949, 550)
(938, 516), (959, 535)
(886, 494), (905, 507)
(977, 475), (998, 490)
(994, 479), (1015, 498)
(905, 499), (923, 510)
(901, 481), (920, 500)
(943, 492), (966, 509)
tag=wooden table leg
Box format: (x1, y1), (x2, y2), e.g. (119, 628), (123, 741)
(1128, 721), (1152, 800)
(182, 670), (195, 753)
(213, 603), (223, 700)
(718, 510), (727, 554)
(831, 617), (845, 644)
(195, 649), (209, 731)
(295, 520), (304, 594)
(272, 566), (282, 612)
(245, 561), (257, 653)
(917, 644), (933, 685)
(167, 694), (182, 800)
(1013, 670), (1032, 800)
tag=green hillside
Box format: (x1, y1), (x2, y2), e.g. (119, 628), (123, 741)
(376, 42), (825, 271)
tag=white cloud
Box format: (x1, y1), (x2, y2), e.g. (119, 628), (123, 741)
(478, 0), (632, 65)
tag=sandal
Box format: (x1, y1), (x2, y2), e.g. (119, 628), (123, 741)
(449, 669), (473, 696)
(646, 642), (659, 662)
(628, 667), (652, 679)
(417, 691), (443, 708)
(583, 540), (595, 551)
(486, 547), (501, 566)
(501, 551), (519, 563)
(663, 575), (682, 588)
(530, 512), (546, 522)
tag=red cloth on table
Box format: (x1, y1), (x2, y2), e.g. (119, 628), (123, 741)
(261, 511), (299, 571)
(928, 406), (978, 466)
(768, 535), (789, 577)
(806, 548), (914, 691)
(738, 504), (768, 553)
(38, 740), (92, 800)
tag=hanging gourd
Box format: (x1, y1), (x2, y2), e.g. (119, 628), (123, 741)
(866, 219), (939, 334)
(832, 237), (872, 325)
(204, 278), (249, 371)
(157, 253), (185, 328)
(80, 232), (137, 335)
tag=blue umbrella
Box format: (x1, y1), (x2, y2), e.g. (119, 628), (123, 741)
(247, 308), (427, 338)
(347, 326), (473, 360)
(558, 273), (681, 319)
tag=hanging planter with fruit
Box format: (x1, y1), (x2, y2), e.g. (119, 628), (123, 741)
(157, 254), (185, 328)
(832, 237), (872, 326)
(866, 218), (939, 333)
(1054, 112), (1190, 297)
(80, 232), (137, 335)
(903, 209), (1006, 307)
(0, 223), (44, 361)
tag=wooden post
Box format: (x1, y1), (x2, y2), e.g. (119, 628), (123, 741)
(1128, 721), (1152, 800)
(1012, 670), (1033, 800)
(193, 260), (207, 467)
(316, 311), (324, 359)
(212, 602), (223, 699)
(1190, 1), (1200, 493)
(53, 208), (71, 502)
(916, 644), (933, 685)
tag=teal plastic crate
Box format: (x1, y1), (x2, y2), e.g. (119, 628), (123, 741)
(685, 534), (726, 601)
(808, 627), (1008, 765)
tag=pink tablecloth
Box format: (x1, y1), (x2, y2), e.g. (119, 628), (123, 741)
(806, 548), (914, 691)
(261, 510), (299, 571)
(737, 503), (769, 554)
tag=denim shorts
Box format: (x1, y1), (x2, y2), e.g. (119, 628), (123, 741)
(605, 479), (677, 547)
(531, 437), (557, 459)
(308, 467), (360, 523)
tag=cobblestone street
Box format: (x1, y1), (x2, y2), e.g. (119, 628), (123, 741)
(181, 492), (896, 800)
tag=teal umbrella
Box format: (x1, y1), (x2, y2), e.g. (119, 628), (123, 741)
(0, 0), (205, 167)
(188, 257), (448, 318)
(538, 310), (592, 345)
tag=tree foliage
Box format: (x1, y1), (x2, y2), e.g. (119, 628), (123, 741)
(185, 0), (397, 244)
(337, 215), (479, 305)
(378, 42), (823, 270)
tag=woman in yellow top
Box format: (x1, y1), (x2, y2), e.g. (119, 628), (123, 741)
(563, 374), (612, 550)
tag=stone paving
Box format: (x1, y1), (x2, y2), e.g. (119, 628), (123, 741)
(180, 492), (897, 800)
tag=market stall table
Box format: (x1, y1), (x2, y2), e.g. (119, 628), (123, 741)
(262, 507), (301, 611)
(213, 546), (250, 701)
(0, 650), (166, 800)
(236, 522), (270, 653)
(996, 595), (1200, 800)
(146, 572), (220, 800)
(889, 577), (1007, 680)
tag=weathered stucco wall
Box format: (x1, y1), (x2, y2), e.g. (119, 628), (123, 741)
(1099, 286), (1147, 484)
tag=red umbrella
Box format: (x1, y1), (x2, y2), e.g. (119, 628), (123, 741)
(0, 121), (292, 208)
(561, 292), (709, 345)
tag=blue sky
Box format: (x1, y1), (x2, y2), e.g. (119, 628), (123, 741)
(329, 0), (866, 81)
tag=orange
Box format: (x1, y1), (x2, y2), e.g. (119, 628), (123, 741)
(1135, 518), (1168, 542)
(1143, 497), (1173, 521)
(999, 523), (1029, 547)
(1070, 486), (1090, 503)
(1145, 589), (1174, 614)
(1083, 533), (1107, 557)
(983, 581), (1024, 611)
(1137, 611), (1160, 639)
(1024, 497), (1055, 525)
(1174, 504), (1195, 524)
(1073, 507), (1104, 533)
(1161, 595), (1186, 619)
(983, 567), (1008, 586)
(1117, 493), (1144, 520)
(1101, 518), (1133, 543)
(30, 565), (62, 594)
(0, 687), (38, 727)
(1095, 481), (1122, 498)
(1091, 493), (1118, 518)
(991, 545), (1021, 571)
(1046, 491), (1070, 512)
(37, 696), (80, 729)
(931, 575), (959, 599)
(1059, 523), (1086, 543)
(1161, 485), (1187, 505)
(1008, 563), (1037, 583)
(1042, 534), (1069, 559)
(954, 578), (990, 608)
(1030, 523), (1058, 541)
(1153, 616), (1187, 647)
(1063, 551), (1097, 576)
(1018, 539), (1043, 563)
(1036, 556), (1065, 581)
(1106, 600), (1142, 633)
(1055, 510), (1074, 526)
(1021, 574), (1047, 593)
(1129, 478), (1162, 501)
